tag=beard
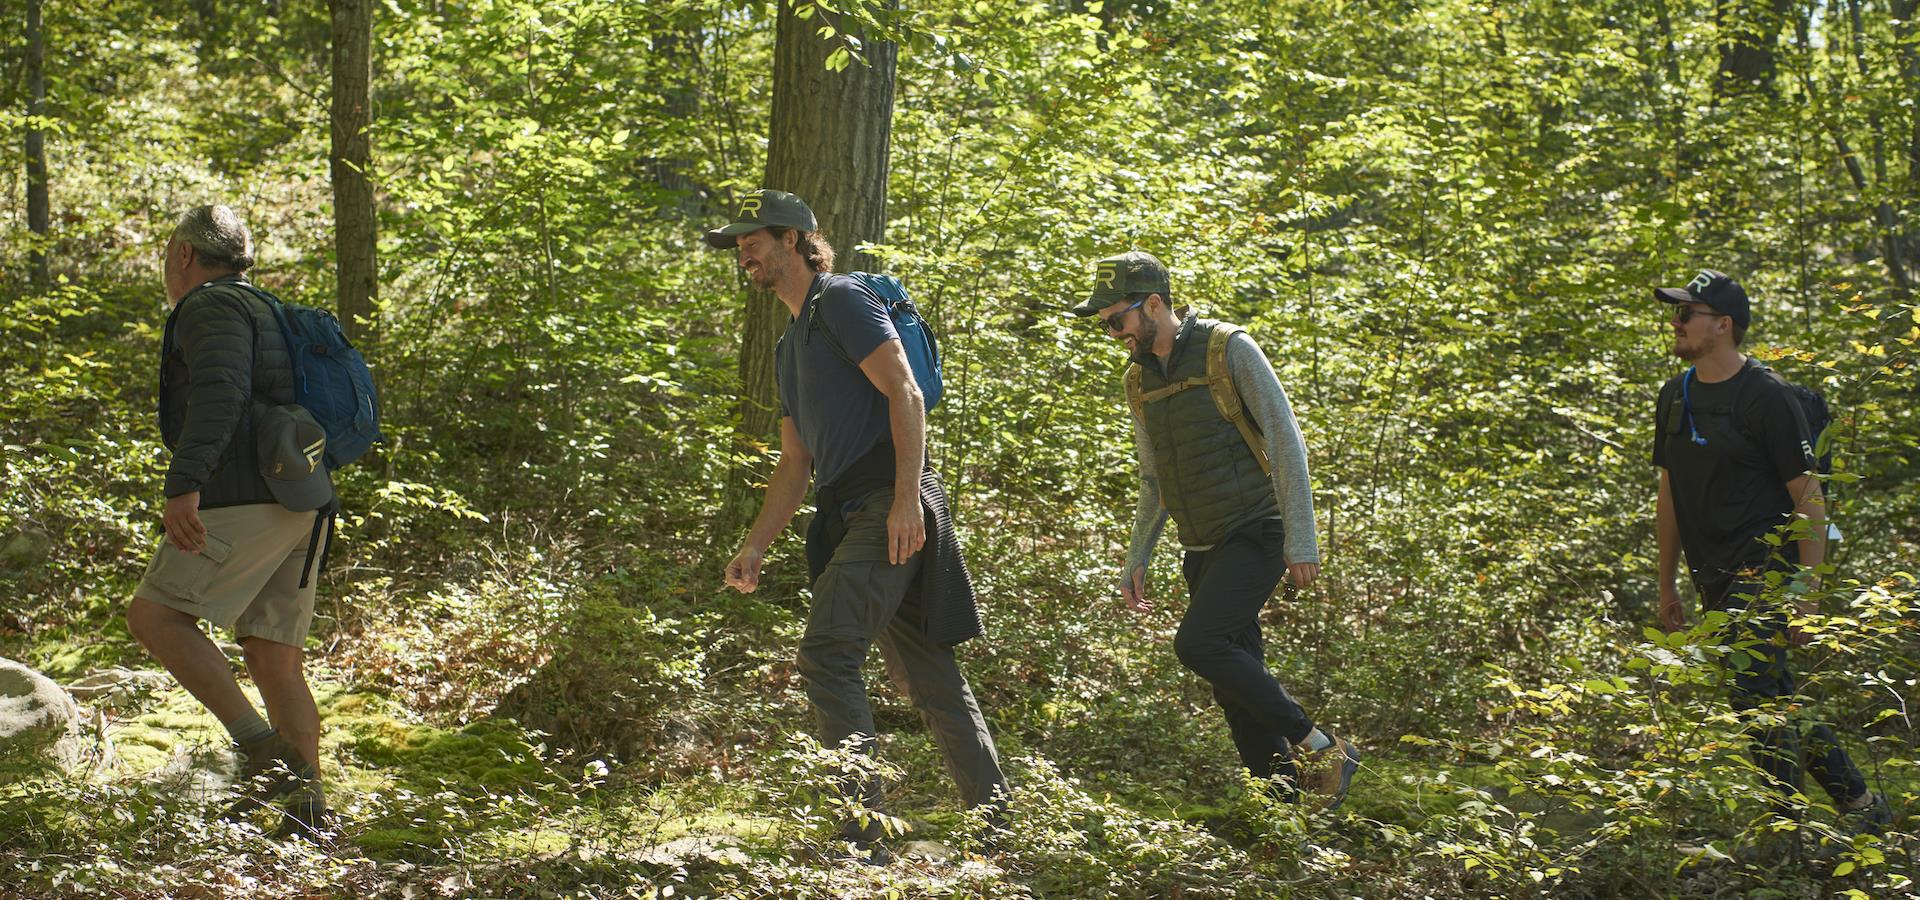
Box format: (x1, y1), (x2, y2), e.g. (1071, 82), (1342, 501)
(746, 254), (785, 291)
(1672, 335), (1702, 361)
(1128, 315), (1160, 365)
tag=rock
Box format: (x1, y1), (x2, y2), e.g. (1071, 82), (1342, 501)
(66, 667), (170, 707)
(901, 839), (959, 863)
(634, 834), (748, 866)
(0, 657), (82, 776)
(0, 528), (52, 574)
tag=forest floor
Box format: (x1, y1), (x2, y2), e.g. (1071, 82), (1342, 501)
(7, 618), (1915, 899)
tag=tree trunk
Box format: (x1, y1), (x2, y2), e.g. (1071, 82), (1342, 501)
(1715, 0), (1794, 95)
(726, 0), (898, 524)
(1801, 0), (1914, 300)
(1894, 0), (1918, 269)
(24, 0), (49, 289)
(329, 0), (377, 342)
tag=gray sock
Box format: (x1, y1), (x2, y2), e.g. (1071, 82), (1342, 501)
(1302, 728), (1333, 753)
(225, 710), (276, 746)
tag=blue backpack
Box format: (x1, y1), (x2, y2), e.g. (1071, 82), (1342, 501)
(810, 272), (945, 410)
(238, 284), (384, 470)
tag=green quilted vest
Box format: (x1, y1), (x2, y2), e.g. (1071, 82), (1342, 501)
(1132, 316), (1278, 547)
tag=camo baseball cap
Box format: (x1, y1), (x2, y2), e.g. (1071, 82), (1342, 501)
(704, 189), (819, 249)
(1070, 251), (1171, 316)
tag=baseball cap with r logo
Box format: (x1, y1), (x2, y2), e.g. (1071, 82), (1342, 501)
(1070, 251), (1172, 316)
(704, 189), (819, 249)
(1654, 268), (1751, 328)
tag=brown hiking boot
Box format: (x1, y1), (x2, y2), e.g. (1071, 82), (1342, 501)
(270, 790), (336, 843)
(1294, 735), (1360, 811)
(220, 733), (309, 820)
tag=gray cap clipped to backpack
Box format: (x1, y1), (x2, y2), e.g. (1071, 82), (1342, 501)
(257, 405), (335, 512)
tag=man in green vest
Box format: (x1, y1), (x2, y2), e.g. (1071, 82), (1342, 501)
(1072, 250), (1359, 808)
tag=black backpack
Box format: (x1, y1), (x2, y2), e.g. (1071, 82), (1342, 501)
(1736, 361), (1835, 490)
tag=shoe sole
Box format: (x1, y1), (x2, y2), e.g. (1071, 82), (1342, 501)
(1323, 741), (1360, 812)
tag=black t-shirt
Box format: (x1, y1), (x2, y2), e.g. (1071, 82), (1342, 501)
(1654, 358), (1816, 583)
(776, 273), (903, 490)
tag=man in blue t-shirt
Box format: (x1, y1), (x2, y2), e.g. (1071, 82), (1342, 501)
(707, 190), (1006, 857)
(1652, 268), (1888, 860)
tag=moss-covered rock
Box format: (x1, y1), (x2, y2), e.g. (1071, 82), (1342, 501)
(0, 656), (82, 780)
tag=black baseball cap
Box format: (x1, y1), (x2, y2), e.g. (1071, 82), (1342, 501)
(1655, 269), (1750, 328)
(1070, 251), (1172, 316)
(257, 404), (334, 512)
(704, 189), (818, 249)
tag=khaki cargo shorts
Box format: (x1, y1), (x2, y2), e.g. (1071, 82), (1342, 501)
(133, 503), (329, 648)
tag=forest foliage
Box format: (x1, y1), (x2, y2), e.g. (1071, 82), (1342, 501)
(2, 0), (1918, 896)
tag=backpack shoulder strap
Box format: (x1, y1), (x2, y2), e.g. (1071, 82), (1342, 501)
(1125, 363), (1145, 420)
(806, 274), (859, 368)
(1206, 325), (1270, 476)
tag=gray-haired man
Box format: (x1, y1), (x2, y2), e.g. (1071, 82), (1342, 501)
(126, 205), (334, 838)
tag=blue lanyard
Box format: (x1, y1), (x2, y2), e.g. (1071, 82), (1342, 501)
(1681, 367), (1707, 445)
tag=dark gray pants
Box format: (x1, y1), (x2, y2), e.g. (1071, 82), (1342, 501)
(795, 489), (1006, 840)
(1702, 576), (1870, 813)
(1177, 517), (1315, 780)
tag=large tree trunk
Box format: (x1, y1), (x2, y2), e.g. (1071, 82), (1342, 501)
(24, 0), (49, 289)
(1895, 0), (1919, 275)
(1715, 0), (1794, 95)
(1800, 0), (1914, 300)
(329, 0), (377, 341)
(725, 0), (898, 524)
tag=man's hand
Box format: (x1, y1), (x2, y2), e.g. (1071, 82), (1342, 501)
(887, 493), (926, 566)
(724, 545), (766, 593)
(1287, 562), (1319, 589)
(163, 491), (206, 553)
(1120, 566), (1153, 614)
(1657, 584), (1689, 633)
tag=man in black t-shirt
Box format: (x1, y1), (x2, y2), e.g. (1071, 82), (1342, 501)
(707, 190), (1006, 859)
(1652, 268), (1888, 856)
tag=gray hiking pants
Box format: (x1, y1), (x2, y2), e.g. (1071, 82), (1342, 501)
(795, 488), (1006, 840)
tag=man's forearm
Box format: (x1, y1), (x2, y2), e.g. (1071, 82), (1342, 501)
(1792, 477), (1827, 573)
(743, 457), (810, 552)
(1655, 473), (1682, 593)
(888, 387), (926, 500)
(1125, 476), (1166, 575)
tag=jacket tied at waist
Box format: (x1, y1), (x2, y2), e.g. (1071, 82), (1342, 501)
(805, 443), (984, 647)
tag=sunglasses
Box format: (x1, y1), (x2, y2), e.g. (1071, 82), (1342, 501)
(1102, 297), (1148, 333)
(1671, 305), (1727, 324)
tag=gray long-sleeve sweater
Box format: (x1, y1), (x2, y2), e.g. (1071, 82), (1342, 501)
(1123, 331), (1319, 578)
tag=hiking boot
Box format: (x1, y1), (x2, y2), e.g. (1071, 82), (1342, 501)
(269, 794), (336, 843)
(1294, 735), (1360, 811)
(1811, 792), (1895, 861)
(1839, 791), (1892, 837)
(219, 734), (308, 820)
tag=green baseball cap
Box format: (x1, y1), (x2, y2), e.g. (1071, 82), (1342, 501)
(704, 189), (818, 249)
(1069, 250), (1171, 316)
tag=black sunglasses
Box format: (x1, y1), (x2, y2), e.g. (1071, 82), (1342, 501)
(1671, 305), (1727, 324)
(1102, 297), (1147, 333)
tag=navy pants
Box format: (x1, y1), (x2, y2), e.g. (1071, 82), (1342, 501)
(1177, 517), (1315, 780)
(1701, 576), (1869, 812)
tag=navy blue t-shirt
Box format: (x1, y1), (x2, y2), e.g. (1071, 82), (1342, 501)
(777, 273), (903, 489)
